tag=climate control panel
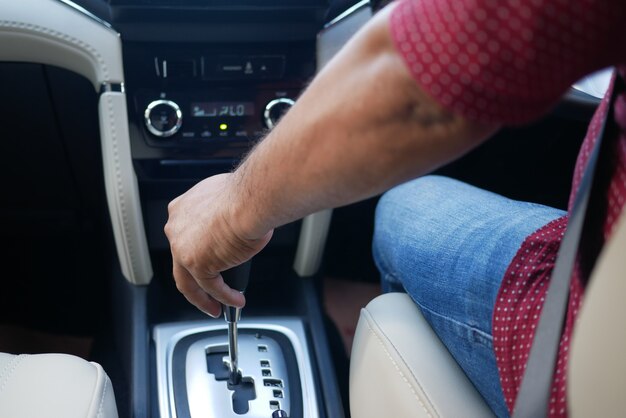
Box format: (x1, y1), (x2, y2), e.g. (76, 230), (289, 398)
(134, 87), (297, 151)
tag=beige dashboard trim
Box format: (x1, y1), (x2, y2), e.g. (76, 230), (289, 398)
(293, 1), (373, 278)
(0, 0), (152, 284)
(99, 92), (153, 284)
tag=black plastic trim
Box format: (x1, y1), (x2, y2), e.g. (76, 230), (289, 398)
(302, 278), (345, 418)
(112, 266), (151, 418)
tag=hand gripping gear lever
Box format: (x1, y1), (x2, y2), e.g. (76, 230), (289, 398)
(221, 261), (252, 386)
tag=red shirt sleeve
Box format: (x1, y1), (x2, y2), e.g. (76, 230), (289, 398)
(390, 0), (626, 125)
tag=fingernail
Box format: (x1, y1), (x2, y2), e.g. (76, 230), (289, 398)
(203, 309), (221, 318)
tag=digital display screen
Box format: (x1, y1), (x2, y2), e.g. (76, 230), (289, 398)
(191, 102), (255, 117)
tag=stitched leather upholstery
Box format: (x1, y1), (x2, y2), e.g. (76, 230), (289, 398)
(349, 292), (494, 418)
(0, 353), (118, 418)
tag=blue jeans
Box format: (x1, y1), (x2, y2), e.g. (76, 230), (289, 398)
(372, 175), (565, 418)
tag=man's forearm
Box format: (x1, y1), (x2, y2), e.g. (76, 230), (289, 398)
(164, 3), (499, 314)
(229, 5), (498, 239)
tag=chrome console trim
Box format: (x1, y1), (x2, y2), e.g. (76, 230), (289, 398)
(55, 0), (114, 30)
(324, 0), (371, 29)
(100, 82), (125, 94)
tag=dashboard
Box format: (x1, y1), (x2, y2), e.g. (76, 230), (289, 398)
(75, 0), (325, 158)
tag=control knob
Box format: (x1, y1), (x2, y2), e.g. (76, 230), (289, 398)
(144, 99), (183, 137)
(263, 98), (295, 129)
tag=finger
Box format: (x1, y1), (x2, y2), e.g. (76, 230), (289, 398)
(195, 273), (247, 309)
(173, 263), (222, 317)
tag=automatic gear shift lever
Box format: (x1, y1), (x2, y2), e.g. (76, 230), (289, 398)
(221, 261), (252, 386)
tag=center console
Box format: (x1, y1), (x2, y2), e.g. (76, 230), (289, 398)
(122, 39), (317, 258)
(79, 0), (352, 417)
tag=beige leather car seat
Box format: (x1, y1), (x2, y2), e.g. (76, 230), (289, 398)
(0, 353), (118, 418)
(350, 208), (626, 417)
(350, 293), (495, 418)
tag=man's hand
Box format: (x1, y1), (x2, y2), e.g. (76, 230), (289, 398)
(164, 173), (273, 317)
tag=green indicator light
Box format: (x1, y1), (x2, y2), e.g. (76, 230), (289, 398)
(219, 123), (228, 131)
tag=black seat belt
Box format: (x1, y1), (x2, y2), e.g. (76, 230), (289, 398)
(513, 72), (620, 418)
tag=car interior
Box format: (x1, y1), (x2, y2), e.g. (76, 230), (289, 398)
(0, 0), (624, 417)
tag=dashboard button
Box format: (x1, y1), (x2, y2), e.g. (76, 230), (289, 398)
(144, 100), (183, 137)
(251, 56), (285, 79)
(264, 98), (295, 129)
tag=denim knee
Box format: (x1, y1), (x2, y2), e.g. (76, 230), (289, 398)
(373, 176), (449, 293)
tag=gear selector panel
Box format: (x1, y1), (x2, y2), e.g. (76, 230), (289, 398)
(153, 320), (317, 418)
(198, 333), (296, 416)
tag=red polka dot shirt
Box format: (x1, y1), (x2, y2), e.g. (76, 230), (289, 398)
(390, 0), (626, 416)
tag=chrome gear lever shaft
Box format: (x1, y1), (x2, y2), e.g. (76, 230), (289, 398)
(221, 261), (252, 386)
(224, 305), (242, 385)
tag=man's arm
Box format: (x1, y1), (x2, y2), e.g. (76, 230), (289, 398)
(164, 4), (498, 316)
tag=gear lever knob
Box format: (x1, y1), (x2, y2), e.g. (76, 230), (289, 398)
(222, 260), (252, 294)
